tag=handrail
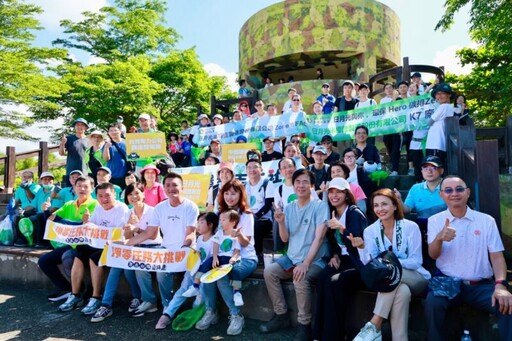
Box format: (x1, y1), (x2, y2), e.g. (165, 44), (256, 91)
(0, 146), (59, 166)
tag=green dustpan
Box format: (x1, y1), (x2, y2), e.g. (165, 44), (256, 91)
(18, 218), (34, 246)
(172, 304), (205, 331)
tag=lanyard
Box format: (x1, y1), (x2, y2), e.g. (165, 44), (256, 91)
(377, 219), (403, 253)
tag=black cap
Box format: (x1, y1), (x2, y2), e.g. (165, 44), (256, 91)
(320, 135), (333, 143)
(411, 72), (422, 78)
(421, 155), (443, 168)
(358, 83), (369, 90)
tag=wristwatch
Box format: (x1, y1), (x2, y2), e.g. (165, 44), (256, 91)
(495, 279), (510, 288)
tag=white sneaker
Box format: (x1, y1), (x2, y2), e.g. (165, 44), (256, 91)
(233, 292), (244, 307)
(81, 297), (101, 315)
(182, 286), (200, 298)
(353, 322), (382, 341)
(195, 310), (218, 330)
(389, 171), (399, 177)
(227, 314), (245, 336)
(407, 168), (415, 176)
(128, 297), (141, 313)
(131, 301), (158, 317)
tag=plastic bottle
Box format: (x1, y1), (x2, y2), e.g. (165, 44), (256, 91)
(461, 330), (472, 341)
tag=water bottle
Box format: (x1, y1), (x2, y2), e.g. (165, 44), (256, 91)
(461, 330), (472, 341)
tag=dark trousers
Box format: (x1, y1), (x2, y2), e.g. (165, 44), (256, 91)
(402, 131), (413, 162)
(410, 149), (425, 183)
(425, 282), (512, 340)
(254, 218), (272, 255)
(38, 246), (76, 292)
(313, 257), (363, 341)
(383, 133), (401, 172)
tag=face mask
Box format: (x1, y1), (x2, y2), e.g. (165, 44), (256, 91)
(43, 184), (54, 191)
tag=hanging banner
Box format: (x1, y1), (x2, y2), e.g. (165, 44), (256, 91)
(221, 142), (258, 163)
(125, 132), (168, 160)
(194, 94), (437, 146)
(180, 173), (211, 209)
(99, 243), (195, 273)
(44, 221), (123, 249)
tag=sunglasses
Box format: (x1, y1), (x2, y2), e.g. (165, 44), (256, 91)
(441, 186), (467, 194)
(292, 99), (300, 102)
(291, 139), (300, 143)
(248, 153), (259, 160)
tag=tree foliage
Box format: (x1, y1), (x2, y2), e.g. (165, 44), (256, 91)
(437, 0), (512, 126)
(0, 0), (67, 139)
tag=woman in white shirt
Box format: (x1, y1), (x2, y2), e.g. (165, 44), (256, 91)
(351, 188), (430, 341)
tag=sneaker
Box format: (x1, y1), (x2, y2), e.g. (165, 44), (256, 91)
(182, 286), (200, 298)
(407, 168), (415, 176)
(389, 171), (399, 177)
(259, 313), (291, 333)
(58, 294), (83, 312)
(128, 298), (141, 313)
(193, 294), (203, 308)
(233, 292), (244, 307)
(195, 310), (218, 330)
(353, 322), (382, 341)
(155, 314), (171, 330)
(227, 314), (245, 336)
(47, 291), (71, 302)
(131, 301), (158, 317)
(90, 306), (112, 323)
(14, 238), (28, 247)
(81, 297), (101, 315)
(294, 323), (312, 341)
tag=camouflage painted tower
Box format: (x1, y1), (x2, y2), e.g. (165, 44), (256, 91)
(239, 0), (400, 89)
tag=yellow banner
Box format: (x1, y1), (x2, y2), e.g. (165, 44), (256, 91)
(221, 142), (257, 163)
(44, 221), (123, 249)
(181, 173), (211, 209)
(99, 243), (199, 273)
(125, 132), (168, 159)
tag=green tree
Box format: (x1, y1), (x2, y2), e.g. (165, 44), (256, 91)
(437, 1), (512, 126)
(0, 0), (67, 139)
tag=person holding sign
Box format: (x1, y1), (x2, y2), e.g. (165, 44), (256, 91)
(126, 172), (199, 310)
(197, 180), (257, 336)
(260, 169), (329, 341)
(59, 182), (129, 315)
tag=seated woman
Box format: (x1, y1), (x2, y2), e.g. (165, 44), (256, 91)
(313, 178), (368, 340)
(351, 188), (431, 341)
(326, 160), (367, 213)
(353, 125), (381, 167)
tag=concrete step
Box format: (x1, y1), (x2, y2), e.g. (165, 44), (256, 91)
(0, 246), (500, 340)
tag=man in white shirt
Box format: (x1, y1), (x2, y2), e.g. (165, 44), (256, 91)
(127, 172), (199, 309)
(425, 176), (512, 340)
(425, 83), (454, 166)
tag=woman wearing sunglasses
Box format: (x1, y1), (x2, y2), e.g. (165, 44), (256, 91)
(351, 188), (431, 341)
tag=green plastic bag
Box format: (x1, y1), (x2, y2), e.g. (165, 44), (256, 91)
(18, 217), (34, 246)
(0, 215), (14, 246)
(172, 304), (205, 331)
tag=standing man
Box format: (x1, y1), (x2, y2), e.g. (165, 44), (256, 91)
(103, 122), (128, 189)
(333, 80), (359, 113)
(116, 116), (127, 138)
(238, 79), (251, 98)
(411, 72), (426, 95)
(316, 83), (335, 114)
(260, 169), (329, 341)
(261, 137), (283, 162)
(60, 118), (89, 186)
(425, 83), (454, 166)
(127, 172), (199, 310)
(425, 176), (512, 340)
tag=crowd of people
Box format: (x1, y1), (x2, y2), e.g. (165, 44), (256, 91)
(4, 74), (511, 341)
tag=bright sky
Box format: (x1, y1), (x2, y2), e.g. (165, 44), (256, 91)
(2, 0), (473, 153)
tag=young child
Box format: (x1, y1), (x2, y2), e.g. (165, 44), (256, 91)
(183, 210), (242, 303)
(155, 212), (217, 330)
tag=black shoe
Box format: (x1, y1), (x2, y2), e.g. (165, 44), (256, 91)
(259, 313), (291, 333)
(257, 254), (264, 266)
(14, 238), (28, 247)
(35, 243), (51, 249)
(294, 323), (312, 341)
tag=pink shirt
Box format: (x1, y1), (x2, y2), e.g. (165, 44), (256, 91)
(350, 183), (367, 201)
(144, 182), (167, 207)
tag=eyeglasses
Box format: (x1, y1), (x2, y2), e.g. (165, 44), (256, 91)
(247, 154), (259, 160)
(441, 186), (467, 194)
(344, 155), (356, 159)
(255, 104), (262, 107)
(291, 139), (300, 143)
(421, 166), (438, 172)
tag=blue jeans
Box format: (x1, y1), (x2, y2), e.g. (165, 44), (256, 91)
(425, 281), (512, 340)
(135, 270), (175, 308)
(203, 259), (257, 315)
(163, 271), (204, 318)
(102, 267), (140, 308)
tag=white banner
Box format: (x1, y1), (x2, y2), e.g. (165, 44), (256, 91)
(44, 221), (123, 249)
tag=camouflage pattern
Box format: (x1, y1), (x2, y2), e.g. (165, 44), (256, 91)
(239, 0), (400, 88)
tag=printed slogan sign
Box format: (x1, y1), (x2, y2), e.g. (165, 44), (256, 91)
(125, 132), (168, 160)
(221, 143), (258, 163)
(180, 173), (210, 209)
(44, 221), (123, 249)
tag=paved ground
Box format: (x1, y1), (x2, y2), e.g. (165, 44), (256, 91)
(0, 282), (295, 341)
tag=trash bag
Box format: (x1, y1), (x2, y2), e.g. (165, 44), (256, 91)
(172, 304), (205, 331)
(0, 214), (14, 246)
(18, 217), (34, 246)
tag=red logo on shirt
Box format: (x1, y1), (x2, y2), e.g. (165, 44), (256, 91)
(474, 230), (481, 236)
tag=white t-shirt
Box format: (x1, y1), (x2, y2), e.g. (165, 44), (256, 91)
(90, 202), (130, 228)
(410, 129), (428, 150)
(426, 103), (454, 151)
(126, 204), (162, 244)
(196, 234), (214, 264)
(213, 229), (240, 257)
(238, 212), (258, 261)
(273, 183), (297, 209)
(355, 98), (377, 109)
(149, 198), (199, 247)
(379, 96), (393, 105)
(428, 208), (504, 280)
(245, 177), (275, 220)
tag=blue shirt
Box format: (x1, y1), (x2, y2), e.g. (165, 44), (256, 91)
(404, 182), (447, 219)
(106, 140), (127, 178)
(316, 94), (336, 114)
(57, 187), (78, 204)
(14, 183), (40, 209)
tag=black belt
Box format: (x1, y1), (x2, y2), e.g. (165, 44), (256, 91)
(412, 138), (424, 142)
